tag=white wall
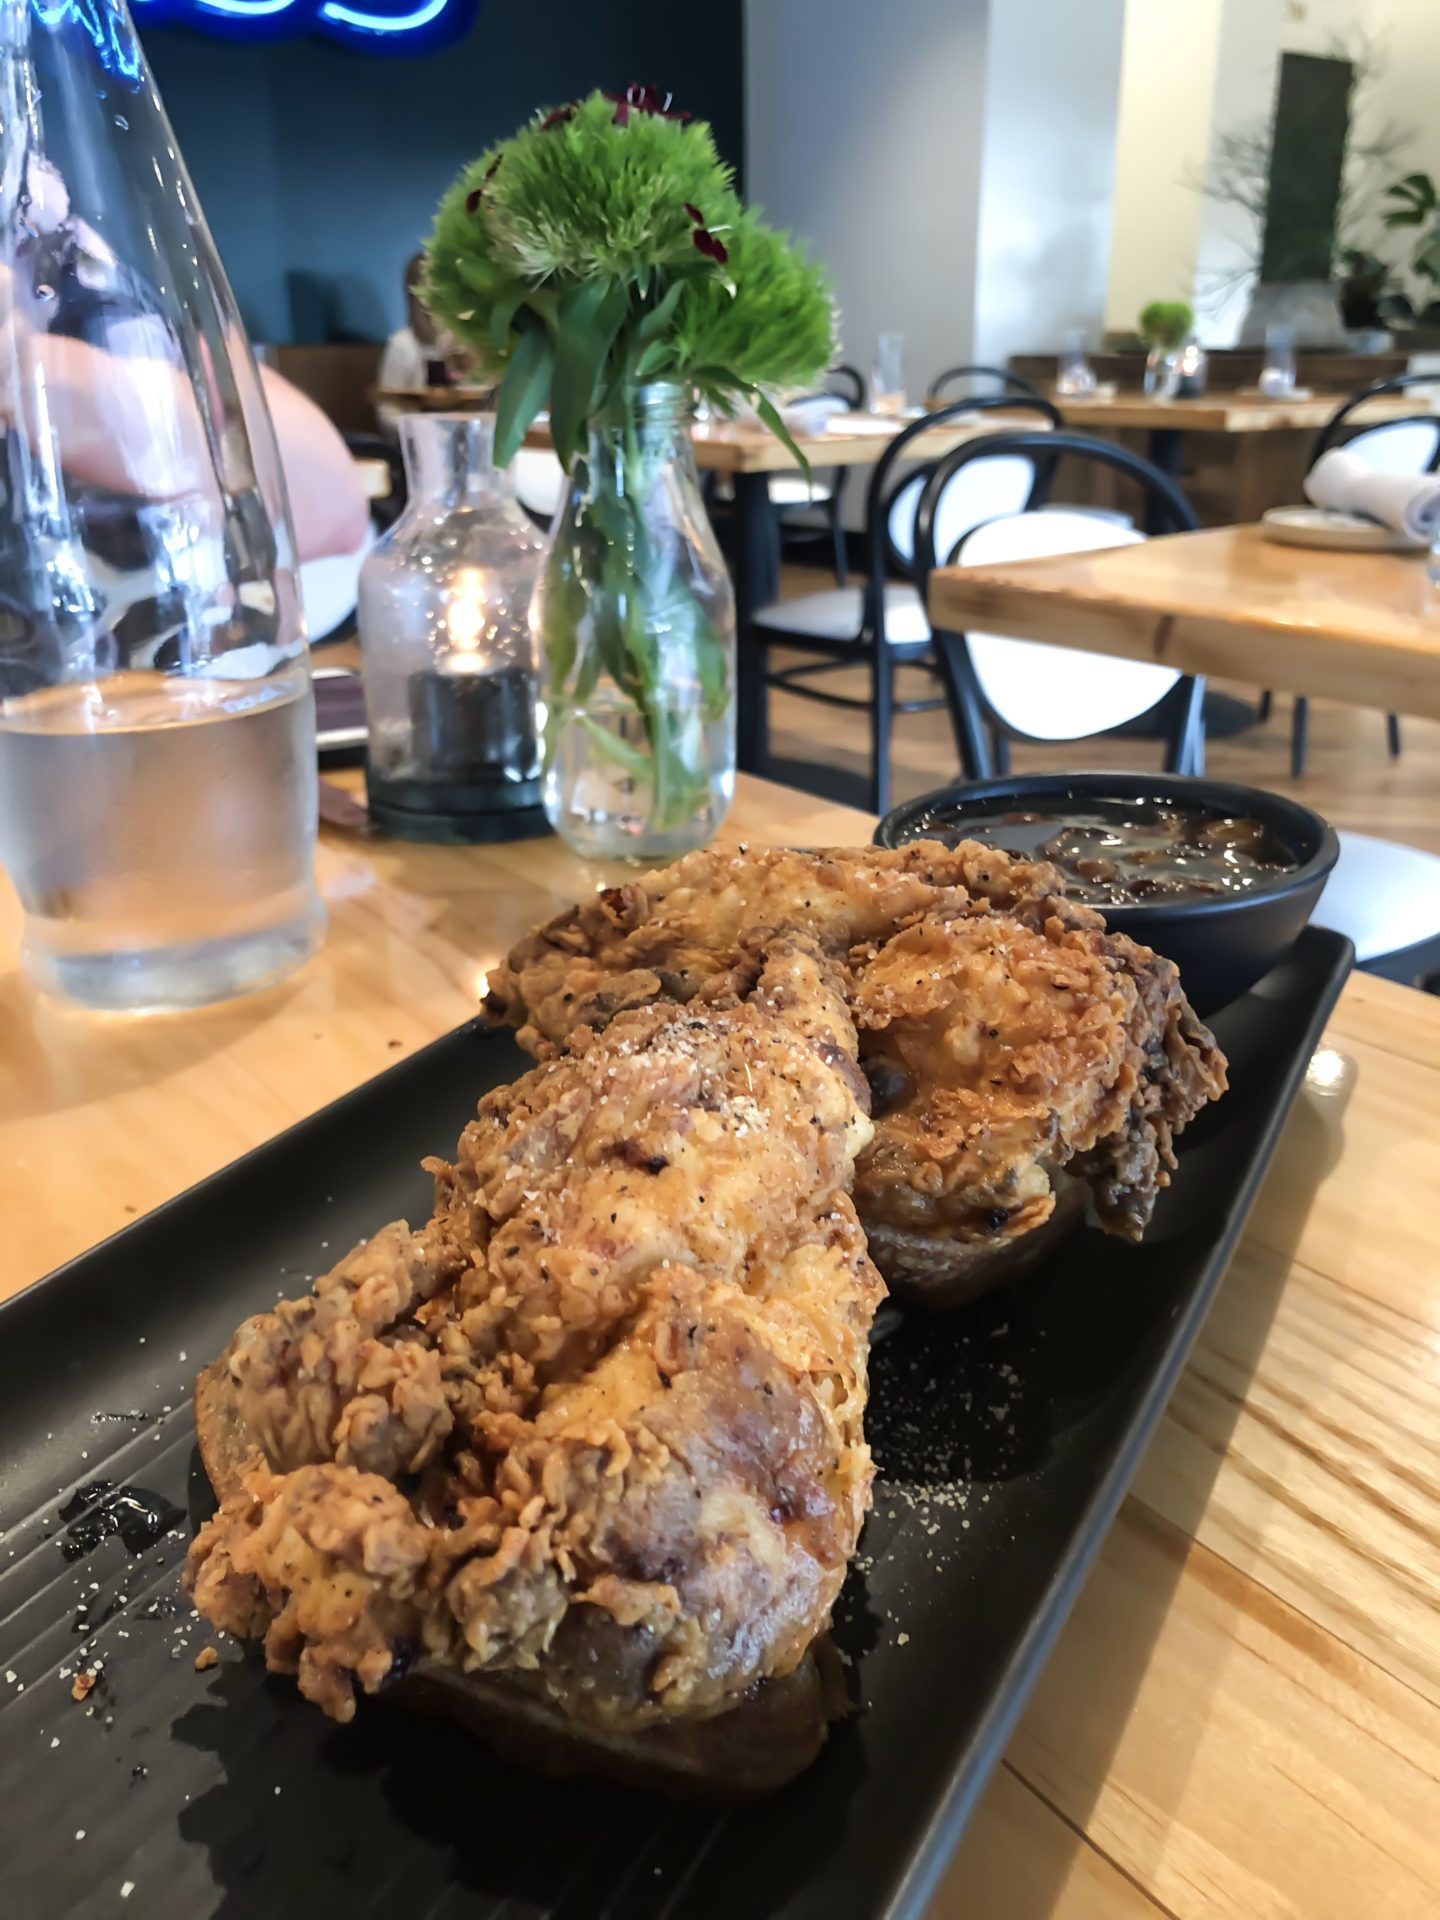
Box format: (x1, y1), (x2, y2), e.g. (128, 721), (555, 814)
(1109, 0), (1440, 343)
(972, 0), (1127, 364)
(746, 0), (990, 408)
(1105, 0), (1226, 333)
(747, 0), (1126, 391)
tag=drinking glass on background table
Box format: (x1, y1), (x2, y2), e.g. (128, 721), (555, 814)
(1258, 323), (1297, 398)
(871, 331), (906, 415)
(0, 0), (324, 1010)
(1055, 328), (1097, 398)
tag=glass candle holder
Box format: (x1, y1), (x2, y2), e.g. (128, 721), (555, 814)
(358, 415), (547, 842)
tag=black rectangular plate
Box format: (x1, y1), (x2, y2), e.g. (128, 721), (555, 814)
(0, 927), (1353, 1920)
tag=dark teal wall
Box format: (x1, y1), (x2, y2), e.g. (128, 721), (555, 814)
(140, 2), (744, 346)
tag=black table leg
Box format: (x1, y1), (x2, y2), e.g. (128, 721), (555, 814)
(732, 471), (780, 774)
(1145, 427), (1182, 534)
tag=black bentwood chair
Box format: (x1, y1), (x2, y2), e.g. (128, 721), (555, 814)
(764, 362), (868, 586)
(1261, 372), (1440, 773)
(926, 363), (1043, 407)
(1311, 369), (1440, 470)
(748, 392), (1061, 815)
(912, 429), (1206, 780)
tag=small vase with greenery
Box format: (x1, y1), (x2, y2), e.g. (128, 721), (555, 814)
(1137, 300), (1194, 398)
(426, 86), (834, 859)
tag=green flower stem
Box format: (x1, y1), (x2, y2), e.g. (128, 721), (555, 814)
(539, 398), (729, 834)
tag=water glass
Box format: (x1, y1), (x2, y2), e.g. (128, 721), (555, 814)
(1055, 328), (1097, 398)
(871, 332), (906, 415)
(1259, 324), (1297, 398)
(0, 0), (324, 1010)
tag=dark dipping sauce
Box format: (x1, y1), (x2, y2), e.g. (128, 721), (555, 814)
(930, 798), (1300, 906)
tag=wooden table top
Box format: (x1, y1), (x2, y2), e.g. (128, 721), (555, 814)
(929, 521), (1440, 721)
(1047, 390), (1427, 433)
(4, 771), (1438, 1918)
(372, 391), (1048, 474)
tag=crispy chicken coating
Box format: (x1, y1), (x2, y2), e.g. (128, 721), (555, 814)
(185, 941), (885, 1734)
(482, 842), (1227, 1281)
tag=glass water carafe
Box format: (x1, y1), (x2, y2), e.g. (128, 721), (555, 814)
(0, 0), (323, 1010)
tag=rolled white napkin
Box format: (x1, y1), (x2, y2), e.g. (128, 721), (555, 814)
(1304, 447), (1440, 542)
(823, 412), (904, 435)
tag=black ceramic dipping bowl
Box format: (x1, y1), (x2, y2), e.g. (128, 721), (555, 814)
(875, 771), (1339, 1016)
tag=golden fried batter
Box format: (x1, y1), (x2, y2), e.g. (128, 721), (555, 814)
(482, 842), (1227, 1290)
(185, 941), (885, 1735)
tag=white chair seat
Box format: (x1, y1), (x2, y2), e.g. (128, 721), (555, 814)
(767, 473), (835, 507)
(1315, 831), (1440, 961)
(513, 447), (567, 521)
(958, 512), (1179, 738)
(755, 583), (929, 646)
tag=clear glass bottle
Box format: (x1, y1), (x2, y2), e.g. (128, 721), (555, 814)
(0, 0), (323, 1010)
(532, 382), (736, 862)
(358, 414), (547, 842)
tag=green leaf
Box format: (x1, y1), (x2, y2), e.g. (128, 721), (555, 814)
(752, 388), (813, 493)
(551, 282), (630, 469)
(488, 287), (526, 350)
(635, 279), (685, 348)
(494, 325), (554, 467)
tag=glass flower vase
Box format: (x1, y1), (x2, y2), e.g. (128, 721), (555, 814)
(532, 382), (736, 862)
(0, 0), (323, 1010)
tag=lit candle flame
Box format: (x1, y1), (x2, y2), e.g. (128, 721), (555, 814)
(446, 568), (487, 667)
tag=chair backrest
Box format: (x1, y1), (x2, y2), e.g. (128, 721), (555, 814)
(1313, 371), (1440, 469)
(859, 395), (1061, 639)
(913, 430), (1198, 743)
(826, 362), (866, 410)
(927, 364), (1042, 406)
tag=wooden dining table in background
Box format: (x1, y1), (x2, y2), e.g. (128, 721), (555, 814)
(374, 392), (1052, 770)
(3, 771), (1438, 1918)
(927, 522), (1440, 722)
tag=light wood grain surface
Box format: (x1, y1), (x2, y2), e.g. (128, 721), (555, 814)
(3, 771), (1438, 1920)
(1048, 391), (1426, 434)
(928, 522), (1440, 722)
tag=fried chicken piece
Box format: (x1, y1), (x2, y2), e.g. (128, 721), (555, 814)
(484, 840), (1061, 1056)
(185, 940), (885, 1747)
(481, 841), (1227, 1302)
(849, 908), (1227, 1287)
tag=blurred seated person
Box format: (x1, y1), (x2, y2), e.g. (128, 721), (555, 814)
(377, 251), (454, 437)
(0, 162), (369, 672)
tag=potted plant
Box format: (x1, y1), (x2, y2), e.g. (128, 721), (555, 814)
(1137, 300), (1195, 398)
(425, 86), (834, 859)
(1378, 171), (1440, 336)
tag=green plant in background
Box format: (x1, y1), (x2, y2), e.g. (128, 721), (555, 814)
(425, 86), (834, 834)
(1137, 301), (1195, 352)
(1379, 171), (1440, 327)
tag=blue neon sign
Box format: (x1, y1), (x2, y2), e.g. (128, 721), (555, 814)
(35, 0), (479, 58)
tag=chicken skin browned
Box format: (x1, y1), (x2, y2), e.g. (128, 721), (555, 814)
(185, 941), (885, 1779)
(483, 842), (1227, 1303)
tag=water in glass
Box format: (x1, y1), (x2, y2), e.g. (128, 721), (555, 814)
(0, 0), (323, 1008)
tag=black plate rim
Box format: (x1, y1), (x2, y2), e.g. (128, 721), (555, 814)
(882, 922), (1355, 1920)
